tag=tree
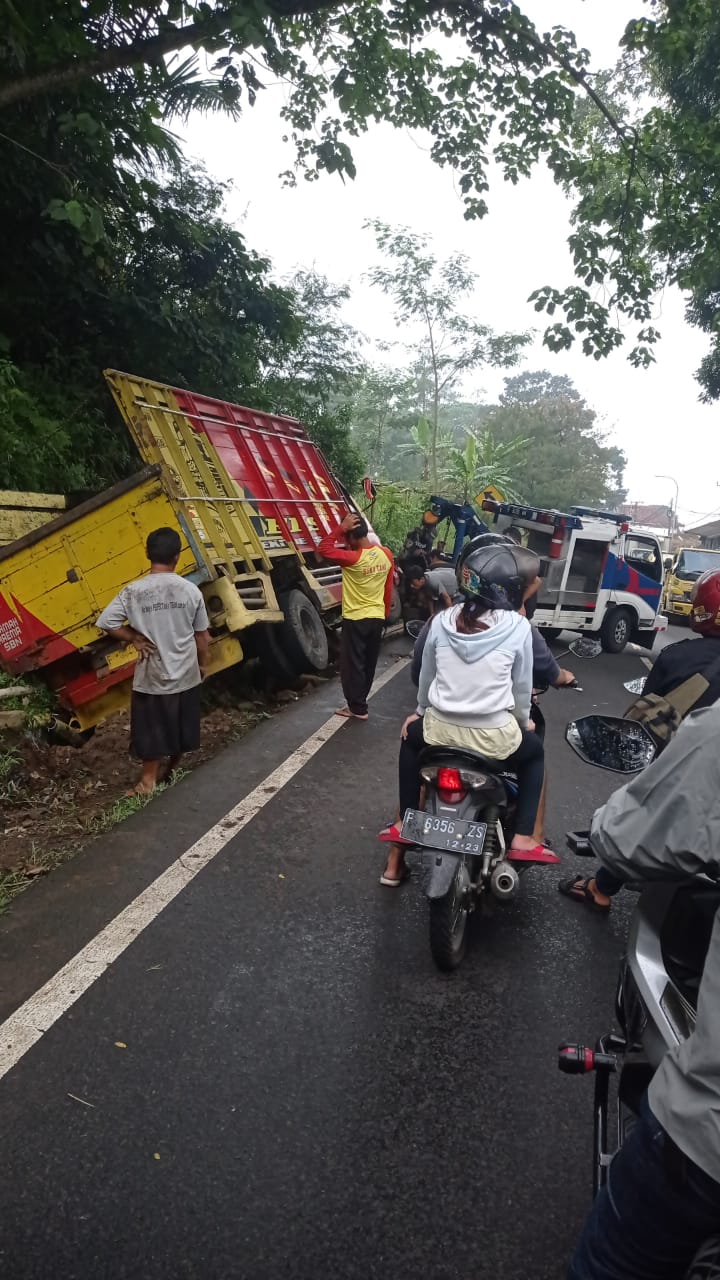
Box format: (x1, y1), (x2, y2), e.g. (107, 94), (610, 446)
(442, 430), (528, 503)
(365, 221), (529, 486)
(530, 3), (720, 394)
(0, 4), (647, 368)
(262, 270), (365, 485)
(348, 365), (418, 478)
(0, 149), (305, 492)
(485, 370), (626, 511)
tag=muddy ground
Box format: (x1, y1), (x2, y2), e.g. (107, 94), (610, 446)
(0, 666), (328, 907)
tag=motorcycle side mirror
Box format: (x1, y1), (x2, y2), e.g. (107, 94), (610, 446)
(565, 715), (657, 773)
(568, 638), (603, 659)
(624, 676), (646, 695)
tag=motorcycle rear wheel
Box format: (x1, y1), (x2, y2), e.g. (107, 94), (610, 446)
(429, 863), (470, 971)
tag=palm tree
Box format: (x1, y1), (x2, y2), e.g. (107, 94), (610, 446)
(442, 429), (529, 503)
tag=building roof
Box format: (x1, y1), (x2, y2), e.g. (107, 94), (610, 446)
(689, 518), (720, 540)
(618, 502), (672, 528)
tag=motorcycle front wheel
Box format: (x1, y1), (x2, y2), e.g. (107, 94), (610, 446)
(429, 861), (471, 972)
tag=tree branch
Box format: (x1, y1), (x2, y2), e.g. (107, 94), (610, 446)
(454, 0), (634, 149)
(0, 1), (341, 108)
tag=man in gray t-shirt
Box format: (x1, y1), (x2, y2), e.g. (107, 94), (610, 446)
(97, 526), (210, 795)
(408, 555), (458, 613)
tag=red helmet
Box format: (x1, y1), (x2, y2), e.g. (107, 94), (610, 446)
(691, 570), (720, 636)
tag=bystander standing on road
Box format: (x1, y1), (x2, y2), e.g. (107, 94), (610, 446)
(318, 513), (394, 720)
(97, 526), (210, 795)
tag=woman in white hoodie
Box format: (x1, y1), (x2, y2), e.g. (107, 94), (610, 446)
(380, 540), (558, 886)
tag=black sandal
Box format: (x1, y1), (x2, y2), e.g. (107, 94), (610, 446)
(558, 875), (611, 914)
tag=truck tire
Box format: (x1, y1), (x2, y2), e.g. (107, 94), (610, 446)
(540, 627), (562, 643)
(600, 607), (633, 654)
(257, 622), (299, 680)
(280, 589), (329, 673)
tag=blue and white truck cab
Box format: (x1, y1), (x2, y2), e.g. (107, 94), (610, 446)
(482, 501), (668, 653)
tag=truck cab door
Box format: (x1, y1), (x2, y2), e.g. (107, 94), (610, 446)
(617, 534), (664, 620)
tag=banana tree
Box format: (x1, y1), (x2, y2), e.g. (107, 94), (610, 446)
(396, 416), (454, 484)
(443, 429), (529, 504)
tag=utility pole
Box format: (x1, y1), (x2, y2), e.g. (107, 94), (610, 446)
(655, 474), (679, 551)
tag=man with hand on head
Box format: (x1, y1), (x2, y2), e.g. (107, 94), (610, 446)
(318, 513), (394, 720)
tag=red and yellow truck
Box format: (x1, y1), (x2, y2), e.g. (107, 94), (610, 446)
(0, 370), (378, 735)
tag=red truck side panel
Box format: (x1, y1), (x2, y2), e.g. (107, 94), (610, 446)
(171, 389), (349, 554)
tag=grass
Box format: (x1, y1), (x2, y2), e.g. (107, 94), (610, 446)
(0, 744), (21, 785)
(0, 772), (188, 915)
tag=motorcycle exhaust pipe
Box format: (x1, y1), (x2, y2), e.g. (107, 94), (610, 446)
(490, 861), (520, 901)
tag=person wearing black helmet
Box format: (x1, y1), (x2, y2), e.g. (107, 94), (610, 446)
(380, 539), (559, 885)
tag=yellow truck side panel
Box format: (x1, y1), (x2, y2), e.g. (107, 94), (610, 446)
(0, 469), (198, 662)
(0, 490), (67, 546)
(105, 371), (274, 574)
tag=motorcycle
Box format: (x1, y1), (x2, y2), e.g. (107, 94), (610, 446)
(402, 638), (594, 972)
(560, 713), (720, 1278)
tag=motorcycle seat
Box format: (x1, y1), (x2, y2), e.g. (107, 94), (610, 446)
(418, 746), (505, 774)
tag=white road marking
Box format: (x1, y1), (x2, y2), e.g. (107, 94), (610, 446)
(0, 658), (409, 1083)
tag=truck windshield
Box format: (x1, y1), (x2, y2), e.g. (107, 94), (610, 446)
(676, 549), (720, 580)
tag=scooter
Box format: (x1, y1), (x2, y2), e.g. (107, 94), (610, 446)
(403, 638), (594, 972)
(559, 713), (720, 1277)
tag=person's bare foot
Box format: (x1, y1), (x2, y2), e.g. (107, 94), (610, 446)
(124, 782), (156, 798)
(335, 706), (368, 720)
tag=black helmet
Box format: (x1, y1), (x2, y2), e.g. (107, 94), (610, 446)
(456, 541), (538, 612)
(463, 532), (513, 553)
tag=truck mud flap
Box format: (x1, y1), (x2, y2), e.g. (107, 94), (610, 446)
(423, 850), (462, 900)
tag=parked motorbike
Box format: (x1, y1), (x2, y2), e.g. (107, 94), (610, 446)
(403, 638), (595, 972)
(559, 713), (720, 1277)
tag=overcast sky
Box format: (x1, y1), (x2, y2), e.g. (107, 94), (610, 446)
(183, 0), (718, 530)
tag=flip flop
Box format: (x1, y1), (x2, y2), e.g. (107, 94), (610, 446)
(558, 875), (611, 913)
(378, 823), (413, 845)
(335, 707), (369, 720)
(379, 865), (411, 887)
(508, 844), (561, 866)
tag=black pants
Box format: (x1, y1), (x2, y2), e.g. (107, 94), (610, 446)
(340, 618), (384, 715)
(594, 866), (624, 896)
(399, 717), (545, 836)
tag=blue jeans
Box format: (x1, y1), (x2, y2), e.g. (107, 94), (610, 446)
(568, 1095), (720, 1279)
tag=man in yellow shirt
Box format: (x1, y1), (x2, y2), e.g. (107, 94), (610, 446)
(318, 514), (394, 720)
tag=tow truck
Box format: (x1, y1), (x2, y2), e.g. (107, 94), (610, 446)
(482, 500), (668, 652)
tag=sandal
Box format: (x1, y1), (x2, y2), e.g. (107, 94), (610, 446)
(558, 875), (611, 914)
(508, 843), (561, 866)
(378, 822), (412, 845)
(379, 864), (411, 888)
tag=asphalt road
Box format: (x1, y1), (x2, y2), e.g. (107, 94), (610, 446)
(0, 628), (676, 1280)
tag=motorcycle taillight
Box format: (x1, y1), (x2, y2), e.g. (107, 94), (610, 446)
(436, 767), (467, 803)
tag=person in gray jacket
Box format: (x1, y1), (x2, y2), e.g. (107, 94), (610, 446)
(567, 703), (720, 1278)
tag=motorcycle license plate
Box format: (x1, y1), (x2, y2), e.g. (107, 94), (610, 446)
(401, 811), (487, 855)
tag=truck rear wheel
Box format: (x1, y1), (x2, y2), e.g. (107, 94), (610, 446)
(600, 607), (633, 654)
(279, 589), (329, 674)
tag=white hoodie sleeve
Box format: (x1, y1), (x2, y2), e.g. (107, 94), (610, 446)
(416, 620), (438, 715)
(511, 622), (533, 728)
